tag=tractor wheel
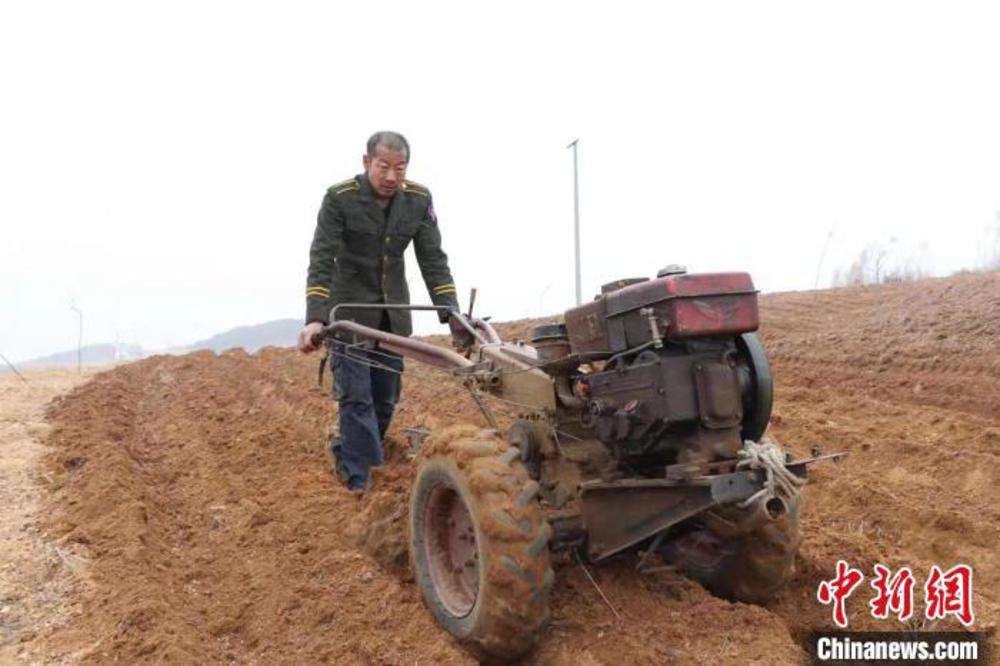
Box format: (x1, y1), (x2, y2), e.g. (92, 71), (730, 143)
(668, 494), (801, 604)
(409, 425), (554, 661)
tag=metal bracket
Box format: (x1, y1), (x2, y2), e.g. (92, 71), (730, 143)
(580, 471), (763, 561)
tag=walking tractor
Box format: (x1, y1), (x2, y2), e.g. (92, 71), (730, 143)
(314, 266), (843, 660)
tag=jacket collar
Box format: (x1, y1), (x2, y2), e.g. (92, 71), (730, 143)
(357, 173), (374, 201)
(356, 173), (405, 235)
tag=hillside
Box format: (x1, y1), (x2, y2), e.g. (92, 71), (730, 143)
(174, 318), (300, 354)
(6, 319), (301, 372)
(5, 343), (145, 372)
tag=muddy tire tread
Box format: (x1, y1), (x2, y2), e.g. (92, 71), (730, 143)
(412, 425), (553, 661)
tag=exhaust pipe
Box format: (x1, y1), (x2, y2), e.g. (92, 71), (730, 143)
(736, 494), (789, 532)
(765, 496), (788, 520)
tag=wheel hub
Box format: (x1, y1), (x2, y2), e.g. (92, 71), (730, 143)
(423, 483), (480, 617)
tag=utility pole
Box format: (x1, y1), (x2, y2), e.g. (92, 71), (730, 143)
(567, 138), (582, 305)
(70, 304), (83, 374)
(814, 227), (835, 289)
(0, 352), (27, 383)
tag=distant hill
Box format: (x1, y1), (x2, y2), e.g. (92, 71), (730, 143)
(5, 343), (145, 373)
(4, 319), (302, 374)
(174, 318), (300, 354)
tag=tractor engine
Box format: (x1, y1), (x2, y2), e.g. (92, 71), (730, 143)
(536, 268), (773, 471)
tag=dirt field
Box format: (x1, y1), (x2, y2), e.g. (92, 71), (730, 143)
(4, 272), (998, 664)
(0, 370), (95, 665)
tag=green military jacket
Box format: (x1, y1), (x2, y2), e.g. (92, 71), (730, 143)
(305, 174), (459, 337)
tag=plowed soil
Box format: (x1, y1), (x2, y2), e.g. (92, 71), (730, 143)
(9, 272), (1000, 664)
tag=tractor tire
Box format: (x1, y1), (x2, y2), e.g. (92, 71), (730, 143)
(409, 425), (554, 661)
(669, 494), (801, 605)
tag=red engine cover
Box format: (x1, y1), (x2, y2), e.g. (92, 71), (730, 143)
(667, 273), (759, 337)
(564, 272), (760, 354)
(606, 272), (759, 340)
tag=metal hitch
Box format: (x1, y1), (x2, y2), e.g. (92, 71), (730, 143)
(580, 470), (767, 562)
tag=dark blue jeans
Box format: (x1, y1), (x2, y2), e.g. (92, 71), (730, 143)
(331, 341), (403, 489)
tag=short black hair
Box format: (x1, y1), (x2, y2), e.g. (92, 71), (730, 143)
(366, 131), (410, 161)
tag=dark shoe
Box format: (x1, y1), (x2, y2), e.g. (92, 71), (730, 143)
(328, 439), (367, 492)
(326, 438), (348, 482)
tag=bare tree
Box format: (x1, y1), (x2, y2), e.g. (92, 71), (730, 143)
(871, 240), (895, 284)
(832, 239), (931, 287)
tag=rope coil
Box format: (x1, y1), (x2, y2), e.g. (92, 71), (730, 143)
(735, 438), (805, 509)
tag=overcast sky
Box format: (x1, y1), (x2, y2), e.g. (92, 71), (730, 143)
(2, 1), (999, 362)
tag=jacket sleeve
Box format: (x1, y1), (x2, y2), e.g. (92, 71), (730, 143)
(412, 194), (460, 320)
(305, 190), (344, 324)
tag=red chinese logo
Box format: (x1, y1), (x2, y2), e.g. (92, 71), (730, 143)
(869, 564), (915, 621)
(817, 560), (865, 628)
(925, 564), (974, 626)
(817, 562), (975, 628)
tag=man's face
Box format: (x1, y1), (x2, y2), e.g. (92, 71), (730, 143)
(363, 145), (408, 199)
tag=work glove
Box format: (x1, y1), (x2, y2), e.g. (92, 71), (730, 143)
(437, 305), (456, 324)
(447, 312), (475, 351)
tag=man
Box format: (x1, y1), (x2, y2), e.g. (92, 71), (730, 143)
(298, 131), (463, 491)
